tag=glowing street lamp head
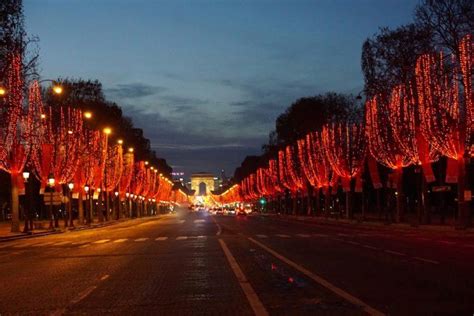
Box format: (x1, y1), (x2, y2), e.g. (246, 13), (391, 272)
(84, 111), (92, 119)
(0, 87), (6, 96)
(145, 161), (149, 166)
(128, 147), (134, 153)
(117, 139), (123, 145)
(68, 183), (74, 190)
(52, 85), (63, 95)
(84, 184), (90, 192)
(22, 171), (30, 181)
(114, 191), (119, 197)
(40, 113), (47, 120)
(103, 127), (112, 135)
(48, 174), (55, 187)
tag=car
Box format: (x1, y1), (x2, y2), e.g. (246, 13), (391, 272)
(215, 208), (224, 215)
(237, 209), (247, 216)
(225, 208), (236, 215)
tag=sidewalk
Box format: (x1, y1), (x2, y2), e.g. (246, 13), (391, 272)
(0, 217), (147, 241)
(261, 212), (474, 235)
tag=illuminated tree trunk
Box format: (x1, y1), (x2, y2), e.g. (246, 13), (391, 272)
(345, 191), (352, 219)
(78, 191), (84, 225)
(306, 185), (312, 216)
(395, 168), (404, 223)
(314, 188), (320, 215)
(457, 157), (469, 228)
(10, 174), (20, 232)
(324, 189), (330, 218)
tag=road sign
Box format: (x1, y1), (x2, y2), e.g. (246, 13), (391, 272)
(43, 192), (63, 206)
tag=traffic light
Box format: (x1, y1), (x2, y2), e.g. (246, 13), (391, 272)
(259, 198), (266, 205)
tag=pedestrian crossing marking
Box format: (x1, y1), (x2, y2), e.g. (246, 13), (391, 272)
(114, 239), (128, 243)
(176, 236), (188, 240)
(93, 239), (110, 244)
(156, 237), (168, 241)
(276, 234), (290, 238)
(79, 244), (90, 248)
(256, 234), (268, 238)
(134, 238), (149, 242)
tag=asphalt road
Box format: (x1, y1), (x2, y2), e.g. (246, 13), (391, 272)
(0, 210), (473, 315)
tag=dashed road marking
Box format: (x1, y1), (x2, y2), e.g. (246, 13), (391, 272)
(196, 235), (206, 239)
(194, 219), (205, 223)
(384, 250), (405, 256)
(413, 257), (440, 265)
(256, 234), (268, 238)
(219, 239), (268, 316)
(313, 233), (328, 237)
(93, 239), (110, 244)
(100, 274), (110, 281)
(113, 239), (128, 243)
(155, 237), (168, 241)
(347, 241), (361, 246)
(248, 237), (384, 316)
(337, 233), (351, 237)
(53, 241), (72, 246)
(79, 244), (90, 248)
(296, 234), (311, 238)
(362, 245), (379, 250)
(176, 236), (188, 240)
(32, 241), (55, 247)
(211, 216), (222, 235)
(134, 238), (149, 242)
(276, 234), (290, 238)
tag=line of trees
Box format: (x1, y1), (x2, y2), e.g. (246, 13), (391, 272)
(226, 0), (473, 227)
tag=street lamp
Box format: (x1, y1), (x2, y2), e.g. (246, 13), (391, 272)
(84, 111), (92, 119)
(128, 147), (134, 153)
(39, 79), (63, 95)
(103, 127), (112, 135)
(0, 86), (6, 96)
(22, 171), (30, 181)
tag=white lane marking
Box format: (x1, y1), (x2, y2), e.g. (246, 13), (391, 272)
(194, 219), (205, 223)
(256, 234), (268, 238)
(70, 285), (97, 304)
(13, 243), (37, 248)
(413, 257), (440, 265)
(337, 233), (351, 237)
(211, 216), (222, 236)
(52, 241), (72, 246)
(155, 237), (168, 241)
(297, 234), (311, 238)
(134, 238), (149, 242)
(248, 237), (384, 316)
(100, 274), (110, 281)
(276, 234), (290, 238)
(93, 239), (110, 244)
(362, 245), (379, 250)
(384, 250), (405, 256)
(313, 233), (328, 237)
(71, 241), (88, 245)
(347, 241), (361, 246)
(176, 236), (188, 240)
(218, 239), (268, 316)
(113, 239), (128, 243)
(32, 241), (55, 247)
(196, 235), (206, 239)
(79, 244), (90, 248)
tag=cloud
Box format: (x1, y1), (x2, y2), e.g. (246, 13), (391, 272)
(105, 83), (167, 100)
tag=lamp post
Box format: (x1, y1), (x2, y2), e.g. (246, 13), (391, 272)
(84, 184), (90, 225)
(48, 173), (55, 230)
(22, 171), (31, 233)
(68, 183), (74, 228)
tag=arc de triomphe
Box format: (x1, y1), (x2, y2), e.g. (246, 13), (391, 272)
(190, 173), (215, 196)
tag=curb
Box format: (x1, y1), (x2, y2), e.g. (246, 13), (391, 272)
(260, 213), (474, 234)
(0, 230), (63, 242)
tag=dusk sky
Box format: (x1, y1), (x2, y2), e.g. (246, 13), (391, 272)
(24, 0), (418, 178)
